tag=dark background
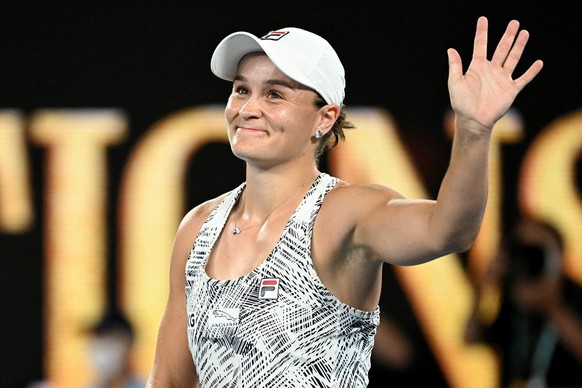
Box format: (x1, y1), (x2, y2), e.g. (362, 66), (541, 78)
(1, 1), (581, 386)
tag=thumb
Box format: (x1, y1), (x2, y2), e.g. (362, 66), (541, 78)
(447, 48), (463, 82)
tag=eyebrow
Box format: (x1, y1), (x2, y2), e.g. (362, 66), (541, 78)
(233, 75), (308, 91)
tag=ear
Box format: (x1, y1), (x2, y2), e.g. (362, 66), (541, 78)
(316, 104), (340, 135)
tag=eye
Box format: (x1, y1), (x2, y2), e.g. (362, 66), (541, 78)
(233, 85), (248, 95)
(267, 90), (283, 99)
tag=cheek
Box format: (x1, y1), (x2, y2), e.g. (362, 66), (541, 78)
(279, 108), (315, 130)
(224, 109), (235, 124)
(293, 109), (319, 133)
(224, 97), (239, 122)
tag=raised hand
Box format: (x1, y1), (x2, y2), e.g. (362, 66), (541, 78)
(447, 16), (544, 131)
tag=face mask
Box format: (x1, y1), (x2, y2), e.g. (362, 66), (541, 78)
(89, 335), (131, 380)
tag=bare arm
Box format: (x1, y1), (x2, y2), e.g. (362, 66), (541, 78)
(147, 208), (204, 387)
(353, 17), (543, 265)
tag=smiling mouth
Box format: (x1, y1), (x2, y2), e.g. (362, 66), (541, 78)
(237, 127), (266, 133)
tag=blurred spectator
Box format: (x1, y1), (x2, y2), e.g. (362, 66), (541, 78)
(85, 309), (145, 388)
(465, 217), (582, 387)
(26, 308), (145, 388)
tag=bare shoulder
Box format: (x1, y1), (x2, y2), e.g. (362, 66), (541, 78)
(181, 193), (228, 228)
(322, 180), (405, 214)
(173, 192), (230, 252)
(317, 180), (405, 235)
(312, 180), (406, 307)
(330, 181), (404, 198)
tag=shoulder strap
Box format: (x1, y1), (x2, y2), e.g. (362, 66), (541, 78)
(293, 172), (339, 227)
(191, 182), (245, 261)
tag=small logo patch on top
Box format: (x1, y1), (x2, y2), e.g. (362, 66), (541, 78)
(259, 278), (280, 299)
(260, 30), (289, 41)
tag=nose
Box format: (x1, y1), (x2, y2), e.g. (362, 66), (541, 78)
(238, 97), (261, 120)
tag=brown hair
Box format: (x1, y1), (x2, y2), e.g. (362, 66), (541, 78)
(313, 95), (355, 164)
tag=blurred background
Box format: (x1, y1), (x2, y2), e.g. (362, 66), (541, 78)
(1, 1), (581, 387)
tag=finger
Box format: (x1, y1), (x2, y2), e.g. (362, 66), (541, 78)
(447, 48), (463, 81)
(491, 20), (520, 66)
(472, 16), (489, 60)
(502, 29), (529, 74)
(514, 59), (544, 92)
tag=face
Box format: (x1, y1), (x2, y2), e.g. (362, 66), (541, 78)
(225, 53), (323, 167)
(89, 332), (132, 380)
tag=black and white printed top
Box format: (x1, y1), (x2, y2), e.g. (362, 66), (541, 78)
(186, 173), (380, 388)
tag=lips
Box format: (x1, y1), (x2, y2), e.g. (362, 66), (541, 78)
(236, 126), (267, 134)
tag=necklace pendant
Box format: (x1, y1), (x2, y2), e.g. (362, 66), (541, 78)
(233, 226), (241, 235)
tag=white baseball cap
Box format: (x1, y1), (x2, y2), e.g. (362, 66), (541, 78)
(210, 27), (345, 106)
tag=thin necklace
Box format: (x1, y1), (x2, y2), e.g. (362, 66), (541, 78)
(232, 172), (319, 235)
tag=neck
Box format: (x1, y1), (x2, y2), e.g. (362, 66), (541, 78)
(241, 167), (320, 215)
(232, 169), (319, 235)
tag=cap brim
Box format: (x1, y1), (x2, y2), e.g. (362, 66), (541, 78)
(210, 32), (264, 81)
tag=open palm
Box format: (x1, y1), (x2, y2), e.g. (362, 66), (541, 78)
(447, 17), (544, 130)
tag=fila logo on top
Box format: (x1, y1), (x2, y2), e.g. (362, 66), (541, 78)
(261, 31), (289, 41)
(259, 278), (280, 299)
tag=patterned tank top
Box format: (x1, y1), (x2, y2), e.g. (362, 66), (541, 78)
(185, 173), (380, 387)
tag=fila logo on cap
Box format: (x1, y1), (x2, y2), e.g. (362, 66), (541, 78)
(260, 30), (289, 41)
(259, 278), (280, 299)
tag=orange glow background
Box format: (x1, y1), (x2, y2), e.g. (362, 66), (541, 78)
(2, 106), (580, 387)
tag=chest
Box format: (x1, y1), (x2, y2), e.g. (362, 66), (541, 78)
(205, 214), (301, 280)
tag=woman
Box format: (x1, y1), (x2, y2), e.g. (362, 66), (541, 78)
(147, 17), (543, 387)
